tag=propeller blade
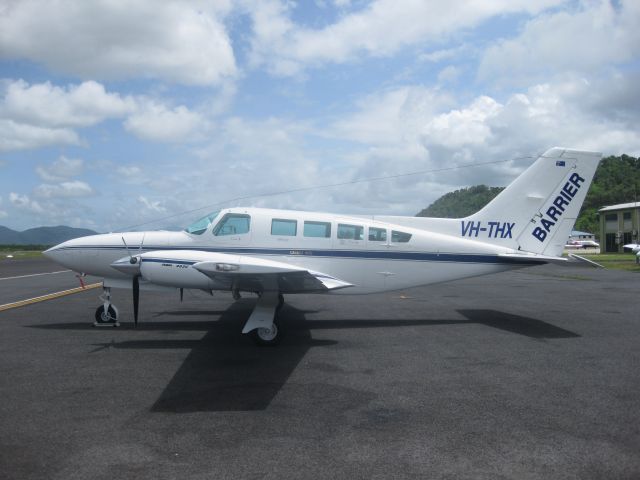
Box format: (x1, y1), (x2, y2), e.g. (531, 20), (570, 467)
(121, 236), (133, 259)
(180, 288), (184, 302)
(133, 275), (140, 327)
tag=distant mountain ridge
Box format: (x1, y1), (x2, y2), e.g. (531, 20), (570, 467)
(0, 225), (98, 246)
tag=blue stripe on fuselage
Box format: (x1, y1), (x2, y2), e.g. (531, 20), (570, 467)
(53, 245), (546, 265)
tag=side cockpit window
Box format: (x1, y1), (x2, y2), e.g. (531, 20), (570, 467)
(213, 213), (251, 236)
(184, 210), (220, 235)
(391, 230), (412, 243)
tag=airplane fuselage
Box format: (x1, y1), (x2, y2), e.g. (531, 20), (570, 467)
(46, 207), (534, 295)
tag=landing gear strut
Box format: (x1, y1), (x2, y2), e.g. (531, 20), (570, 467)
(94, 286), (120, 327)
(243, 292), (285, 346)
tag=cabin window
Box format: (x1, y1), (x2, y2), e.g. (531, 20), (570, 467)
(337, 223), (364, 240)
(213, 213), (251, 236)
(184, 210), (220, 235)
(271, 218), (297, 236)
(369, 227), (387, 242)
(304, 221), (331, 238)
(391, 230), (412, 243)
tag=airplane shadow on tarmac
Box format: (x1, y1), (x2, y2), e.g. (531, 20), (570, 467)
(30, 303), (579, 413)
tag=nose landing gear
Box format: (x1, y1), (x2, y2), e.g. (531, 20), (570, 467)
(94, 286), (120, 327)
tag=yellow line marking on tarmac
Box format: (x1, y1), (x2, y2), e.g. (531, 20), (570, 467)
(0, 283), (102, 312)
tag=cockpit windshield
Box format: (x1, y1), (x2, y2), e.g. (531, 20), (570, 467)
(183, 210), (220, 235)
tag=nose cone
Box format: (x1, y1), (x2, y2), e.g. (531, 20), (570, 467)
(42, 237), (86, 269)
(43, 242), (65, 264)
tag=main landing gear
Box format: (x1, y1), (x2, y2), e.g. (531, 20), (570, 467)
(91, 285), (286, 345)
(94, 286), (120, 327)
(244, 292), (285, 346)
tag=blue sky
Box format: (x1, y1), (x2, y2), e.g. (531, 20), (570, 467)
(0, 0), (638, 232)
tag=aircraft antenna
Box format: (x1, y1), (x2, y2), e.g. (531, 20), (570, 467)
(114, 155), (532, 232)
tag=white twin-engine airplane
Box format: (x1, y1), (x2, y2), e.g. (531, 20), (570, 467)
(44, 147), (602, 345)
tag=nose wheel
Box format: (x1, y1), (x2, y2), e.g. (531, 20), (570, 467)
(94, 286), (120, 327)
(94, 304), (119, 325)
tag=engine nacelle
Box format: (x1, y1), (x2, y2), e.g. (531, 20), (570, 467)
(139, 259), (213, 289)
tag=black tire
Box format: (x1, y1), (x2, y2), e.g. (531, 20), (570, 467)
(250, 319), (282, 346)
(95, 305), (118, 324)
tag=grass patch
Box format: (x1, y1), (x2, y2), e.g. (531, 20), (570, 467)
(579, 253), (640, 272)
(0, 245), (47, 260)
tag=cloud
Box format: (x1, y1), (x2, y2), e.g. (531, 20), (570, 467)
(0, 1), (237, 86)
(0, 196), (7, 219)
(329, 86), (453, 145)
(36, 156), (84, 182)
(34, 181), (94, 199)
(1, 80), (135, 128)
(478, 0), (640, 84)
(138, 195), (167, 214)
(9, 192), (44, 214)
(322, 74), (640, 213)
(116, 165), (142, 178)
(0, 79), (130, 151)
(123, 101), (207, 142)
(0, 79), (207, 150)
(0, 119), (80, 151)
(247, 0), (563, 75)
(437, 65), (461, 84)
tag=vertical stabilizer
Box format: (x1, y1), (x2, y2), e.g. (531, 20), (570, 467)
(462, 148), (602, 256)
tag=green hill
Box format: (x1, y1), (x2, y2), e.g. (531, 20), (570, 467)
(416, 185), (504, 218)
(416, 154), (640, 236)
(0, 225), (98, 246)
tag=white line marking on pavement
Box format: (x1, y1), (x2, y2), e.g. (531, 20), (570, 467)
(0, 270), (71, 281)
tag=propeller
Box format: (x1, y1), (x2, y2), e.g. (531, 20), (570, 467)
(121, 233), (145, 327)
(133, 274), (140, 327)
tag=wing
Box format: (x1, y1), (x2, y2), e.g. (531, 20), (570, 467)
(191, 255), (354, 293)
(113, 250), (353, 293)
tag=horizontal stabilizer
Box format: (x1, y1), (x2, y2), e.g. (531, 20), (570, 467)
(567, 253), (604, 268)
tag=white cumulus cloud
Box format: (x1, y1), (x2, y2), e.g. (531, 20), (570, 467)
(36, 156), (84, 182)
(1, 80), (135, 128)
(0, 0), (237, 86)
(247, 0), (563, 75)
(34, 181), (94, 199)
(124, 101), (207, 142)
(0, 119), (80, 152)
(9, 192), (44, 214)
(479, 0), (640, 84)
(0, 79), (208, 150)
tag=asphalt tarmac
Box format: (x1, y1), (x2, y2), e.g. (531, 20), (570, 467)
(0, 257), (638, 479)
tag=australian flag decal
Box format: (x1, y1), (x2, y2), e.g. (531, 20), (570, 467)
(556, 160), (566, 167)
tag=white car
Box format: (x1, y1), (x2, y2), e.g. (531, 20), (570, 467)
(565, 240), (599, 249)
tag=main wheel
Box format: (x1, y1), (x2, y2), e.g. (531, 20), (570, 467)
(250, 319), (282, 346)
(95, 305), (118, 324)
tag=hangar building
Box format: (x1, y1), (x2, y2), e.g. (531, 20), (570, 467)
(599, 202), (640, 252)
